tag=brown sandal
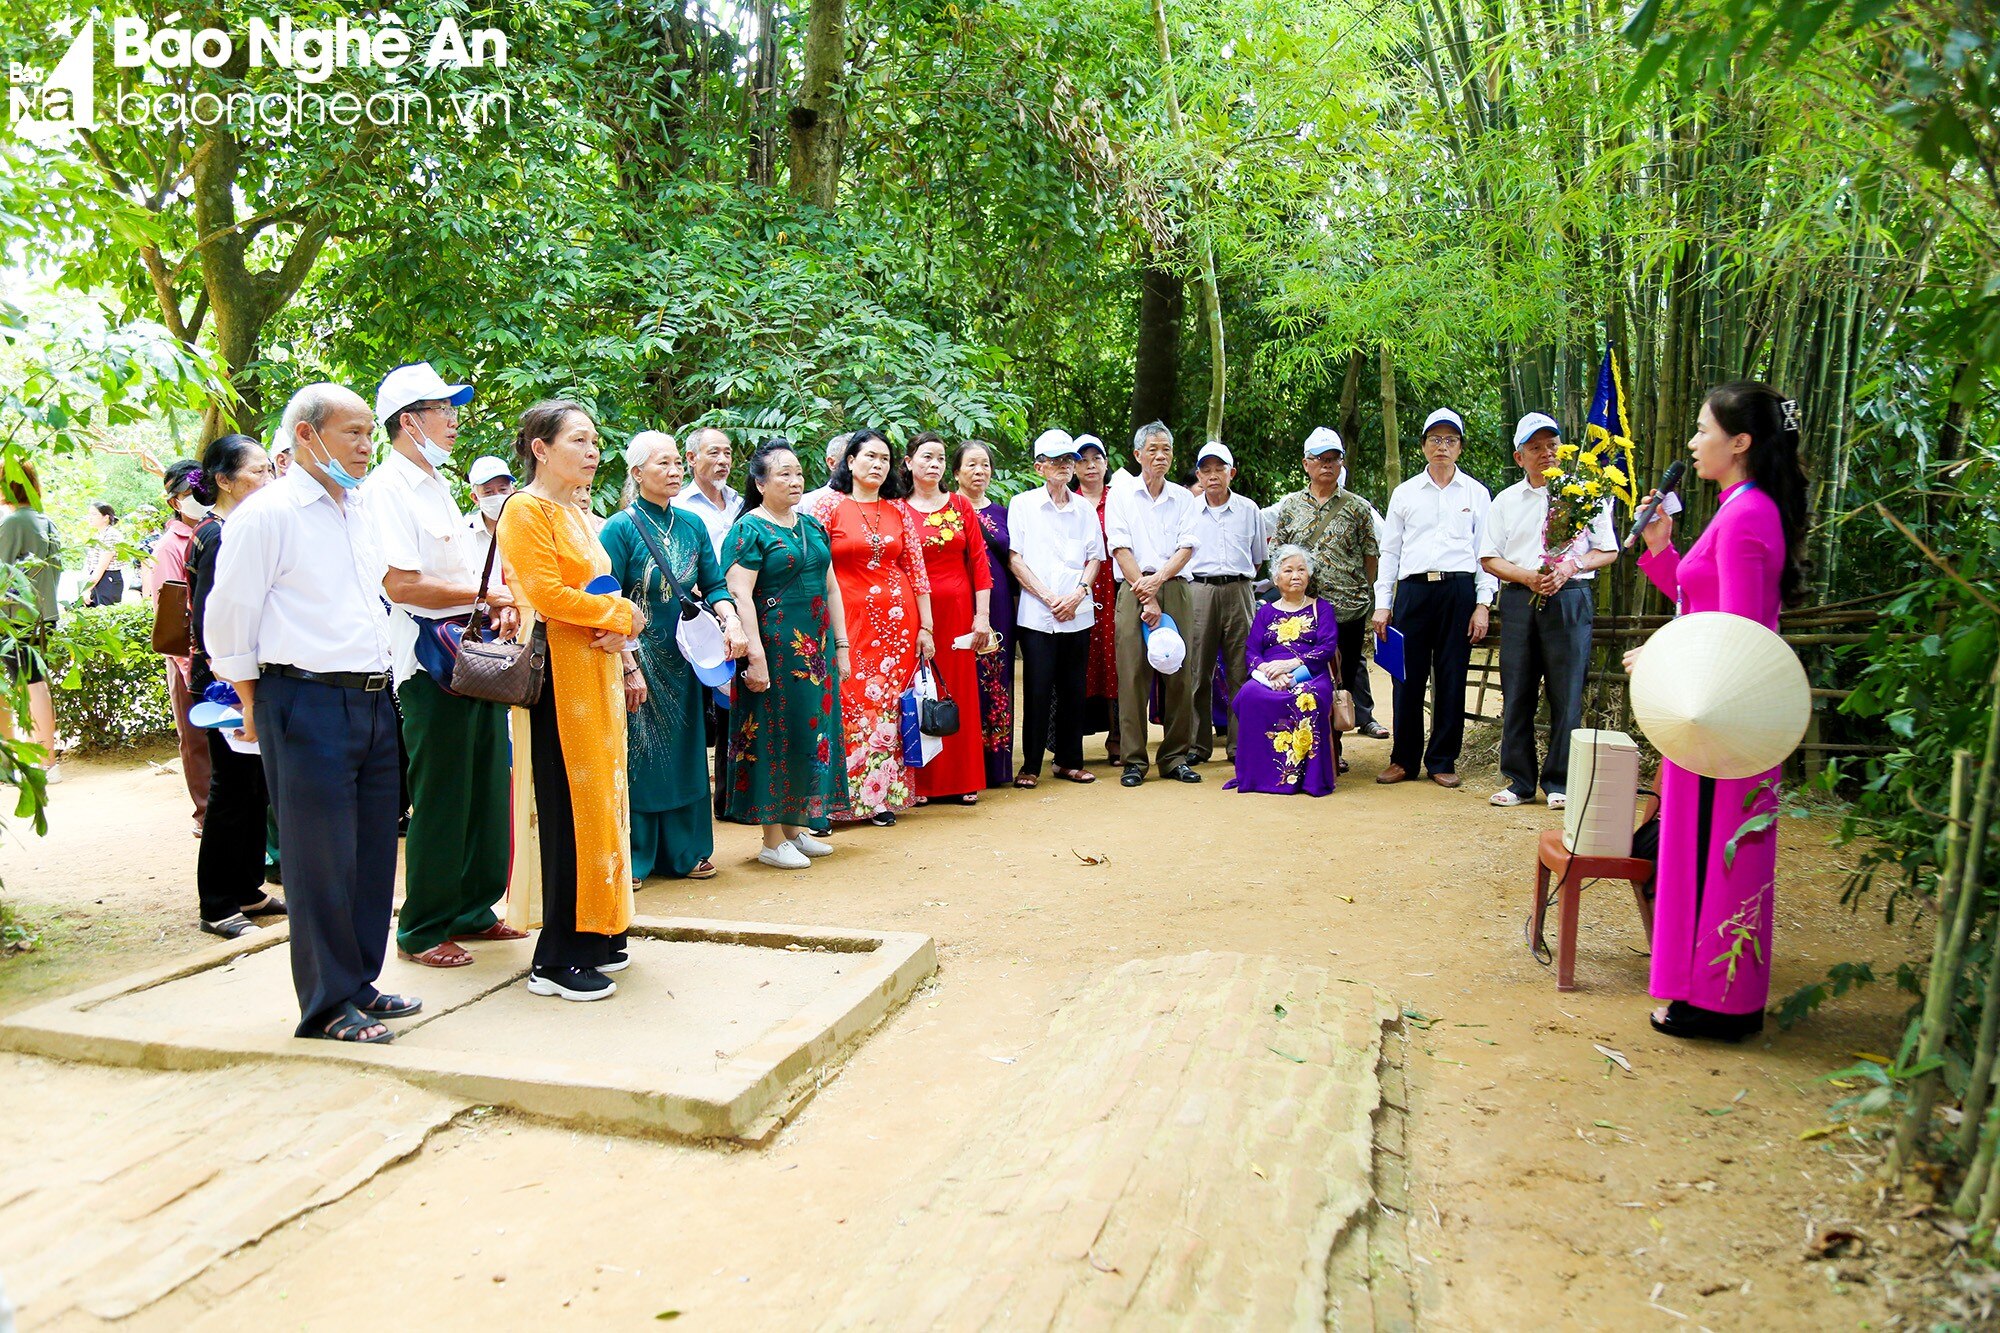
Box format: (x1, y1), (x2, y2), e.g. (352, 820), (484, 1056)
(1054, 767), (1096, 784)
(686, 859), (718, 880)
(1013, 773), (1039, 789)
(399, 941), (474, 968)
(451, 922), (528, 942)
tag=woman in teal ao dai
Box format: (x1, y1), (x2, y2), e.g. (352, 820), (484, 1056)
(600, 434), (748, 882)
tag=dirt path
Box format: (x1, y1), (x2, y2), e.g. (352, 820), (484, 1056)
(1, 703), (1925, 1329)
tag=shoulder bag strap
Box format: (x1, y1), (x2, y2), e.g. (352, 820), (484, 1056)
(626, 504), (694, 608)
(465, 492), (511, 641)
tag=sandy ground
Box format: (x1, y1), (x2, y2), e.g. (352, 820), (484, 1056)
(0, 678), (1942, 1329)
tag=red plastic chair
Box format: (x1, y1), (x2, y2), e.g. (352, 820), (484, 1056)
(1528, 793), (1660, 992)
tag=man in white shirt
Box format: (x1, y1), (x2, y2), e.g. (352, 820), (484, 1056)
(1105, 420), (1203, 786)
(362, 363), (522, 970)
(1006, 429), (1106, 785)
(206, 383), (413, 1044)
(673, 426), (743, 559)
(1184, 442), (1266, 764)
(1480, 412), (1618, 808)
(464, 454), (514, 573)
(1371, 407), (1498, 788)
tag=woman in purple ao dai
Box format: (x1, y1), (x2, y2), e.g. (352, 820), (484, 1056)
(1228, 546), (1340, 797)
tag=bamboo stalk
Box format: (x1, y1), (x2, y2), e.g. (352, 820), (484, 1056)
(1888, 750), (1976, 1180)
(1948, 669), (2000, 1182)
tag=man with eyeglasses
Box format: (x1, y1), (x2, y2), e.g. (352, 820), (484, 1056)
(1371, 408), (1497, 788)
(362, 362), (523, 971)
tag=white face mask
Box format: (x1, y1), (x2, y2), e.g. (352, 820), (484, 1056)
(477, 493), (508, 520)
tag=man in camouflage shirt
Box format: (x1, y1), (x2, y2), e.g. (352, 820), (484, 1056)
(1269, 427), (1389, 740)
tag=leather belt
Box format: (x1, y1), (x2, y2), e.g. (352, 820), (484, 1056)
(1403, 570), (1472, 583)
(1189, 573), (1251, 585)
(265, 663), (394, 692)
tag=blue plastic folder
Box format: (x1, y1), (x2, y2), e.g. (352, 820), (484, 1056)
(1376, 626), (1407, 682)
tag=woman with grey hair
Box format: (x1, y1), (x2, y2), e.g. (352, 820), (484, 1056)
(1225, 545), (1344, 796)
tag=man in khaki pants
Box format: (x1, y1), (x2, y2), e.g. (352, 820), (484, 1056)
(1183, 441), (1265, 764)
(1106, 421), (1202, 786)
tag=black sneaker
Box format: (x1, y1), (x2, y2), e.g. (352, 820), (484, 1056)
(526, 966), (617, 1001)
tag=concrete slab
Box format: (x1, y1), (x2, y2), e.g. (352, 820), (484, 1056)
(0, 916), (935, 1142)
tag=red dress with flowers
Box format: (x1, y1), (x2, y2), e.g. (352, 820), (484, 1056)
(909, 492), (993, 799)
(811, 493), (932, 817)
(1083, 485), (1120, 714)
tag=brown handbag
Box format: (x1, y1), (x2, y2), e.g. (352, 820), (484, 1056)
(1311, 601), (1357, 733)
(151, 580), (191, 655)
(449, 496), (547, 708)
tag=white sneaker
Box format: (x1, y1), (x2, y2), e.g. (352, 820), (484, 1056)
(42, 762), (62, 785)
(791, 832), (833, 858)
(1547, 793), (1568, 810)
(758, 842), (812, 869)
(1488, 788), (1529, 807)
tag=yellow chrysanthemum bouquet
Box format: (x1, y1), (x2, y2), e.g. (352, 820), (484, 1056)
(1533, 443), (1626, 607)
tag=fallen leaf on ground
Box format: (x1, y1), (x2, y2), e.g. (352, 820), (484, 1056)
(990, 1055), (1016, 1064)
(1806, 1228), (1865, 1260)
(1071, 849), (1109, 865)
(1799, 1125), (1840, 1142)
(1268, 1046), (1307, 1063)
(655, 1312), (683, 1322)
(1593, 1043), (1633, 1073)
(1337, 894), (1354, 903)
(1402, 1008), (1439, 1029)
(1273, 1002), (1288, 1019)
(1850, 1051), (1891, 1065)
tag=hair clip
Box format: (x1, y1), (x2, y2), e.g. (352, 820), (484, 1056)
(1780, 398), (1800, 432)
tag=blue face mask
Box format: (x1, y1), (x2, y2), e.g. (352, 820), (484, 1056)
(308, 427), (365, 491)
(411, 422), (452, 470)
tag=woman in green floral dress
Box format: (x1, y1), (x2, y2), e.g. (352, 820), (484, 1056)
(601, 433), (748, 883)
(721, 440), (853, 869)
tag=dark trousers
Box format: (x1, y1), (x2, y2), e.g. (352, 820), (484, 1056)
(395, 672), (509, 953)
(528, 681), (623, 971)
(1388, 574), (1477, 777)
(1018, 627), (1089, 775)
(254, 674), (399, 1035)
(1336, 615), (1377, 730)
(708, 697), (733, 820)
(1497, 582), (1594, 797)
(197, 729), (271, 923)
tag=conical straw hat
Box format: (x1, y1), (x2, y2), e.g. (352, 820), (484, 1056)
(1629, 612), (1810, 779)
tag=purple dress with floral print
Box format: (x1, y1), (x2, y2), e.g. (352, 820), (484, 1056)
(1226, 598), (1341, 797)
(974, 498), (1017, 787)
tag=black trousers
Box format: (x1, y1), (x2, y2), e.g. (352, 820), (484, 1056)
(708, 696), (733, 820)
(1497, 582), (1594, 797)
(528, 680), (624, 971)
(1336, 614), (1377, 730)
(254, 674), (399, 1035)
(1017, 627), (1089, 775)
(197, 729), (271, 923)
(1388, 574), (1477, 777)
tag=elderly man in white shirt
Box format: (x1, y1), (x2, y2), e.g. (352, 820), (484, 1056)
(1184, 441), (1267, 764)
(1479, 412), (1618, 808)
(1105, 419), (1203, 786)
(206, 383), (415, 1045)
(463, 454), (514, 572)
(1006, 429), (1107, 786)
(800, 431), (850, 514)
(1371, 407), (1498, 788)
(360, 363), (523, 970)
(673, 425), (743, 558)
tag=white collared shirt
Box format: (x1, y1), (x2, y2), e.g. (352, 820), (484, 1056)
(1481, 478), (1617, 581)
(1374, 467), (1499, 608)
(672, 479), (743, 558)
(1008, 486), (1107, 635)
(1187, 491), (1268, 577)
(360, 449), (481, 682)
(1104, 475), (1200, 582)
(205, 465), (394, 682)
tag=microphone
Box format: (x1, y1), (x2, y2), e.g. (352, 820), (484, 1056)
(1624, 460), (1687, 550)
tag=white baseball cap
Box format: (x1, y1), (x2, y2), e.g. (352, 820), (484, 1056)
(1421, 408), (1465, 438)
(1073, 433), (1106, 456)
(467, 455), (512, 486)
(1512, 412), (1562, 447)
(269, 433), (294, 457)
(375, 362), (474, 432)
(1302, 427), (1344, 457)
(1143, 613), (1187, 674)
(1196, 441), (1234, 467)
(1033, 428), (1081, 461)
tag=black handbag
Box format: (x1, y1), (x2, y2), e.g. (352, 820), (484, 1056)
(918, 663), (960, 737)
(449, 495), (547, 708)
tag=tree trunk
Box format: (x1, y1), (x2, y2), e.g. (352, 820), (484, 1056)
(786, 0), (847, 208)
(1379, 344), (1402, 494)
(1129, 256), (1184, 435)
(747, 0), (780, 188)
(1148, 0), (1225, 442)
(1337, 348), (1365, 446)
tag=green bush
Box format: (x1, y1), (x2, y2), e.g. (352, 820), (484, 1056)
(43, 601), (176, 751)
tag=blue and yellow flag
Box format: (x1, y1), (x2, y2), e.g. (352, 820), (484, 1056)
(1584, 348), (1641, 508)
